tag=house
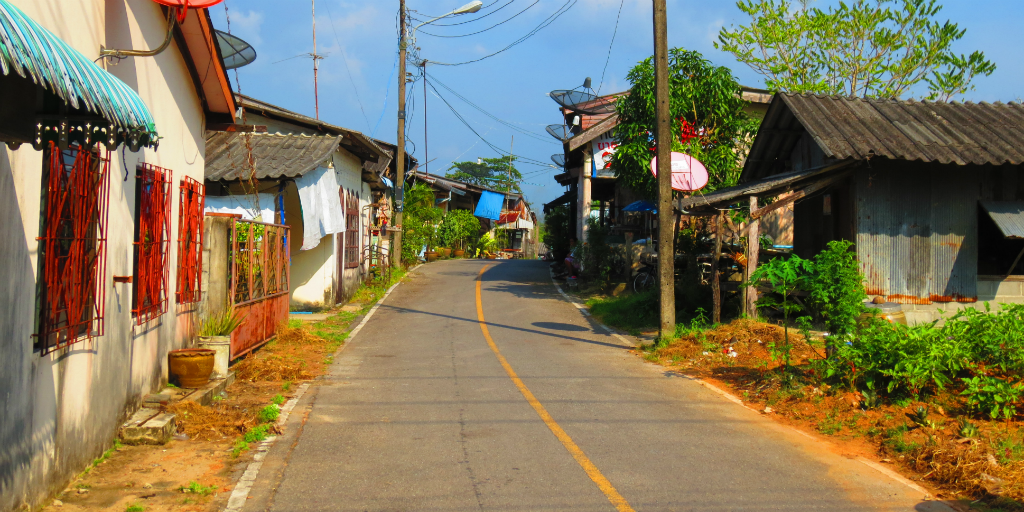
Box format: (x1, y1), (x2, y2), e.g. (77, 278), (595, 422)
(203, 94), (411, 310)
(679, 93), (1024, 324)
(0, 1), (236, 509)
(411, 172), (539, 257)
(544, 87), (778, 244)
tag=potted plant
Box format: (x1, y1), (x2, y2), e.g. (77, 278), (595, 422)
(446, 210), (480, 258)
(173, 306), (245, 386)
(479, 232), (498, 259)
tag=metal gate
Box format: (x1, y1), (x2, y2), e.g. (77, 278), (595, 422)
(230, 219), (290, 358)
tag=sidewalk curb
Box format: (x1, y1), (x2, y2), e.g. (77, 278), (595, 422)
(545, 271), (954, 510)
(222, 265), (421, 512)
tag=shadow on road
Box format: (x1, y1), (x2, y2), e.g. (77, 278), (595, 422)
(532, 322), (590, 332)
(377, 304), (632, 350)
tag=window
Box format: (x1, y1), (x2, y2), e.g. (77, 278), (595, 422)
(344, 189), (359, 269)
(133, 164), (172, 324)
(36, 143), (110, 354)
(176, 177), (205, 303)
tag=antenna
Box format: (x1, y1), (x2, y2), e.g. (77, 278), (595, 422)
(310, 0), (326, 119)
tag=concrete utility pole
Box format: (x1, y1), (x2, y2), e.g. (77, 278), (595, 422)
(653, 0), (675, 339)
(393, 0), (407, 268)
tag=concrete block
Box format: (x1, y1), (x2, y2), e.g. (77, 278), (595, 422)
(977, 280), (998, 300)
(904, 310), (937, 326)
(996, 280), (1023, 298)
(183, 373), (235, 406)
(121, 408), (175, 445)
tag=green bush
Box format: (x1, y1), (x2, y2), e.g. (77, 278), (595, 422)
(541, 205), (572, 260)
(807, 240), (866, 341)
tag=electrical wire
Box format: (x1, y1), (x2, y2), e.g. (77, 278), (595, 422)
(417, 0), (539, 38)
(324, 2), (372, 132)
(432, 0), (577, 67)
(372, 51), (399, 138)
(410, 0), (509, 27)
(596, 0), (625, 96)
(426, 70), (557, 145)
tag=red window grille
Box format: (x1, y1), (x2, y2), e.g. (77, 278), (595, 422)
(36, 142), (110, 355)
(176, 177), (205, 304)
(344, 189), (359, 269)
(133, 164), (172, 324)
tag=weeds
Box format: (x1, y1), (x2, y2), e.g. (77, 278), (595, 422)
(126, 504), (144, 512)
(258, 404), (280, 424)
(282, 381), (292, 392)
(231, 439), (249, 458)
(179, 481), (217, 496)
(272, 394), (286, 406)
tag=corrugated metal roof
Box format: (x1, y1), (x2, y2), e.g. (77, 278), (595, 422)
(981, 201), (1024, 239)
(204, 132), (341, 181)
(744, 93), (1024, 179)
(0, 0), (157, 138)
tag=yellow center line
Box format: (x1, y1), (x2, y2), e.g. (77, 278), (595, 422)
(474, 265), (635, 512)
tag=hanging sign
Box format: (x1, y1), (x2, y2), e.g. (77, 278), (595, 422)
(650, 152), (709, 192)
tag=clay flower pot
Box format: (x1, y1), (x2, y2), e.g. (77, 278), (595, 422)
(168, 348), (216, 388)
(425, 251), (438, 262)
(442, 248), (452, 258)
(453, 249), (465, 258)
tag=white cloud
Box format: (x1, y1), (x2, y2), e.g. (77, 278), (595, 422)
(226, 9), (264, 45)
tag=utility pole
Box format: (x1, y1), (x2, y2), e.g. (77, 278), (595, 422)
(392, 0), (407, 268)
(423, 60), (428, 176)
(653, 0), (676, 340)
(311, 0), (325, 119)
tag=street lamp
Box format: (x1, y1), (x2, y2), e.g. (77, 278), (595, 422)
(393, 0), (483, 268)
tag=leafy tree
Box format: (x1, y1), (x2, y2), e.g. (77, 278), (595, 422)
(401, 182), (443, 264)
(445, 156), (523, 193)
(438, 209), (481, 251)
(541, 205), (572, 260)
(716, 0), (996, 100)
(612, 48), (759, 198)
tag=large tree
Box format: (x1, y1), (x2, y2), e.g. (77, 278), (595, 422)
(716, 0), (995, 100)
(612, 48), (759, 198)
(445, 156), (523, 193)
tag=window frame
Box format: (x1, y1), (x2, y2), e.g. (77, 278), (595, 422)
(35, 142), (110, 354)
(175, 176), (205, 304)
(344, 189), (360, 269)
(132, 163), (172, 324)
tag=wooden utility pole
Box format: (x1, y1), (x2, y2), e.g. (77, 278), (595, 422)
(311, 0), (324, 119)
(392, 0), (407, 268)
(712, 210), (724, 324)
(423, 60), (428, 176)
(653, 0), (675, 339)
(745, 196), (760, 318)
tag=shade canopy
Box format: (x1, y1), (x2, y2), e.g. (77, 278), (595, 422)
(0, 0), (158, 148)
(982, 201), (1024, 239)
(474, 190), (505, 221)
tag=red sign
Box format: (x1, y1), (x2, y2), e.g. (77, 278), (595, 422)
(650, 152), (709, 192)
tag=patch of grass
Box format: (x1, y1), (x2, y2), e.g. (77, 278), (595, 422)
(272, 394), (286, 406)
(287, 319), (303, 329)
(80, 440), (122, 476)
(126, 504), (144, 512)
(231, 439), (249, 458)
(244, 424), (272, 444)
(282, 381), (292, 392)
(179, 481), (217, 496)
(817, 409), (845, 435)
(258, 404), (280, 424)
(586, 290), (659, 332)
(881, 424), (919, 454)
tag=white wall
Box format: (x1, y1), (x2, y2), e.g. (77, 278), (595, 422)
(0, 1), (207, 510)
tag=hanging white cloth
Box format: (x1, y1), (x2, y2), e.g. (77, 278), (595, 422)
(204, 194), (277, 222)
(295, 165), (346, 251)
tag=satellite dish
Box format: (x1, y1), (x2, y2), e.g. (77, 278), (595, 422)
(151, 0), (225, 22)
(650, 152), (709, 192)
(215, 30), (257, 70)
(546, 124), (572, 142)
(549, 90), (617, 115)
(551, 154), (566, 167)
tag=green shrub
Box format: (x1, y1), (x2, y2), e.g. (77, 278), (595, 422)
(244, 424), (272, 444)
(807, 240), (866, 341)
(257, 404), (280, 424)
(962, 375), (1024, 420)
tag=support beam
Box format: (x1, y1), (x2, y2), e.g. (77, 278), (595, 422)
(745, 196), (760, 318)
(712, 210), (723, 324)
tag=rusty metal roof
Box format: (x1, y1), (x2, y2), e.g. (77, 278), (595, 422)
(204, 132), (342, 181)
(744, 93), (1024, 180)
(981, 201), (1024, 239)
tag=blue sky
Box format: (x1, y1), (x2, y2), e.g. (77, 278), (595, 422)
(211, 0), (1024, 211)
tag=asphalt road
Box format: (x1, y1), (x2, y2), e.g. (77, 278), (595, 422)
(250, 259), (950, 512)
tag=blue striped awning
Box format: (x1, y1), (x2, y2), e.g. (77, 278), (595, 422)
(0, 0), (158, 147)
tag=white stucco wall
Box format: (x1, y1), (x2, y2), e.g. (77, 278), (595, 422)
(0, 1), (208, 510)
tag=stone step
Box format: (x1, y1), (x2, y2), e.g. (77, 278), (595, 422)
(121, 372), (236, 445)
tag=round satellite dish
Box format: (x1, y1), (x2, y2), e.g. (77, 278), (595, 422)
(551, 154), (566, 167)
(215, 30), (257, 70)
(546, 124), (572, 142)
(650, 152), (709, 192)
(151, 0), (225, 7)
(549, 90), (617, 115)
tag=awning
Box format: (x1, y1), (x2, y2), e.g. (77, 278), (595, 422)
(474, 190), (505, 221)
(982, 201), (1024, 239)
(543, 190), (574, 214)
(623, 200), (657, 213)
(0, 0), (158, 149)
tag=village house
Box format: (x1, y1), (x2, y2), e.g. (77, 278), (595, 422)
(680, 93), (1024, 324)
(0, 1), (237, 509)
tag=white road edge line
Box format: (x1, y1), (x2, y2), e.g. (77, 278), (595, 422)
(546, 270), (953, 508)
(223, 264), (421, 512)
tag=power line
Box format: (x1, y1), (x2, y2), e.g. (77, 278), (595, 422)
(323, 2), (372, 132)
(418, 0), (539, 38)
(372, 51), (399, 138)
(432, 0), (577, 67)
(410, 0), (511, 27)
(597, 0), (625, 95)
(426, 70), (557, 145)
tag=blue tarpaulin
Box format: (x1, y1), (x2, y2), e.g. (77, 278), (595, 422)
(474, 190), (505, 220)
(623, 200), (657, 213)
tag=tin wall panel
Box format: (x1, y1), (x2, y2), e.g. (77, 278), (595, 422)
(930, 166), (977, 302)
(857, 169), (892, 297)
(891, 169), (932, 302)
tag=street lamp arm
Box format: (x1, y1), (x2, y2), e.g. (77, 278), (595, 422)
(411, 1), (482, 36)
